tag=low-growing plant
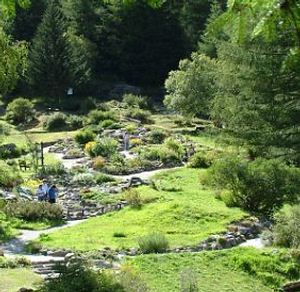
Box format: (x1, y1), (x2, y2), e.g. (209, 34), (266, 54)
(5, 201), (63, 221)
(0, 143), (22, 159)
(122, 94), (149, 109)
(68, 115), (84, 130)
(148, 129), (167, 144)
(273, 205), (300, 249)
(87, 109), (116, 125)
(6, 97), (35, 125)
(188, 151), (211, 168)
(113, 232), (127, 238)
(0, 161), (22, 188)
(124, 189), (142, 208)
(95, 173), (115, 184)
(37, 259), (125, 292)
(125, 109), (152, 124)
(92, 156), (106, 170)
(40, 162), (65, 176)
(72, 173), (95, 186)
(138, 233), (169, 253)
(75, 130), (96, 145)
(164, 138), (184, 159)
(100, 119), (115, 128)
(90, 138), (119, 158)
(44, 112), (68, 131)
(25, 241), (42, 254)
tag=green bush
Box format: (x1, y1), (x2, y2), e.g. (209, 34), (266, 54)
(25, 241), (42, 254)
(5, 201), (63, 221)
(125, 109), (152, 124)
(0, 256), (31, 268)
(100, 119), (115, 128)
(90, 138), (119, 158)
(148, 129), (167, 144)
(138, 233), (169, 253)
(207, 155), (300, 215)
(87, 109), (116, 125)
(273, 205), (300, 248)
(0, 161), (22, 188)
(37, 259), (125, 292)
(164, 138), (184, 158)
(95, 173), (115, 184)
(188, 151), (211, 168)
(41, 162), (65, 176)
(0, 143), (22, 159)
(124, 189), (142, 208)
(44, 112), (68, 131)
(6, 98), (35, 124)
(75, 130), (96, 145)
(68, 115), (84, 130)
(122, 94), (149, 109)
(72, 173), (95, 186)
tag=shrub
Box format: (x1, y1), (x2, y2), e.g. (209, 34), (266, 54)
(6, 98), (35, 124)
(5, 201), (63, 221)
(0, 143), (22, 159)
(141, 147), (161, 161)
(164, 138), (184, 158)
(138, 233), (169, 253)
(75, 129), (96, 145)
(125, 109), (152, 124)
(124, 189), (142, 208)
(95, 173), (115, 184)
(148, 129), (167, 144)
(25, 241), (42, 254)
(72, 173), (95, 186)
(207, 156), (300, 215)
(44, 112), (68, 131)
(122, 94), (149, 109)
(100, 119), (115, 128)
(84, 141), (96, 157)
(159, 149), (182, 165)
(273, 205), (300, 249)
(130, 138), (142, 147)
(188, 151), (211, 168)
(89, 138), (119, 158)
(92, 156), (106, 170)
(68, 115), (84, 130)
(0, 161), (22, 188)
(113, 232), (126, 238)
(41, 162), (65, 176)
(87, 109), (116, 125)
(37, 259), (125, 292)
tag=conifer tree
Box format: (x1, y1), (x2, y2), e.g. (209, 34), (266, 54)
(28, 0), (73, 98)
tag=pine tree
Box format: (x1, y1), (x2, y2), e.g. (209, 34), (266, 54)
(28, 0), (73, 98)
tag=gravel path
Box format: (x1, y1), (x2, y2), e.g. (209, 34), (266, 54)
(0, 220), (85, 260)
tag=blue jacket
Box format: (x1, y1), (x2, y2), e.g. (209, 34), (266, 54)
(48, 188), (57, 199)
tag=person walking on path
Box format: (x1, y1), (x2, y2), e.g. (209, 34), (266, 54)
(41, 180), (49, 201)
(123, 132), (130, 151)
(48, 185), (58, 204)
(36, 185), (45, 201)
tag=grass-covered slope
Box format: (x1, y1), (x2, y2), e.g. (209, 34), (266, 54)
(40, 168), (246, 251)
(0, 268), (41, 292)
(125, 248), (299, 292)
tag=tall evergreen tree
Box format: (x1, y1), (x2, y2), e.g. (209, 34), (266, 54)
(28, 0), (74, 98)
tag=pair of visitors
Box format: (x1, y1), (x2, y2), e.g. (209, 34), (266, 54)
(36, 180), (58, 203)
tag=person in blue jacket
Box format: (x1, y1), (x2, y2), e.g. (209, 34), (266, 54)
(48, 185), (58, 204)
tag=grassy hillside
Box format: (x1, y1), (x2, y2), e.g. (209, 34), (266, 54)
(125, 248), (299, 292)
(40, 168), (246, 250)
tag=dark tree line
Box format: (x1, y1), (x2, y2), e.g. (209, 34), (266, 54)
(8, 0), (219, 97)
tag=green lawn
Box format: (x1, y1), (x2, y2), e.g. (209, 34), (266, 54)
(125, 248), (298, 292)
(0, 268), (41, 292)
(3, 129), (78, 147)
(40, 168), (246, 251)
